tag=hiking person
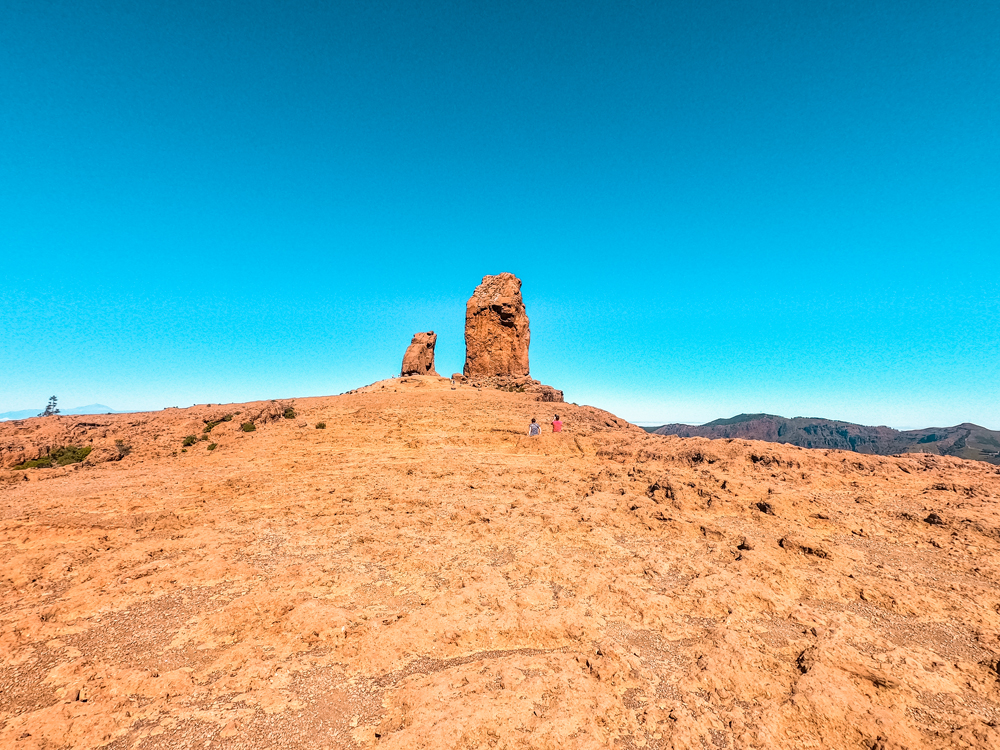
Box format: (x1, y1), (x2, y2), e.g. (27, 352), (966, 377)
(552, 414), (562, 432)
(528, 418), (541, 436)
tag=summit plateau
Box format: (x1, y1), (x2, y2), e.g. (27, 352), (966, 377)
(1, 376), (999, 750)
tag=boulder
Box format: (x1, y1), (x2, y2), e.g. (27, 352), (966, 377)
(463, 273), (530, 378)
(401, 332), (439, 376)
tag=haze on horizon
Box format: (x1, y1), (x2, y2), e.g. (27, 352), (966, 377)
(2, 1), (998, 430)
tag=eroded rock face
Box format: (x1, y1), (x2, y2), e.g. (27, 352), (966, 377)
(467, 375), (563, 402)
(401, 331), (438, 376)
(463, 273), (530, 378)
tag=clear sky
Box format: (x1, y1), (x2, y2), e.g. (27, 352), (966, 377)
(2, 0), (998, 428)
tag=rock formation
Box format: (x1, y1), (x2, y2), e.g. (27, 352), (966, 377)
(467, 375), (563, 402)
(463, 273), (530, 378)
(401, 331), (438, 376)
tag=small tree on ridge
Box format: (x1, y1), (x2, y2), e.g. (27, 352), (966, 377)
(39, 396), (59, 417)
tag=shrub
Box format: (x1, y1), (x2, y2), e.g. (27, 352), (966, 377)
(14, 445), (93, 470)
(50, 445), (91, 466)
(13, 456), (54, 469)
(241, 422), (256, 432)
(207, 443), (217, 451)
(200, 435), (208, 441)
(182, 435), (197, 447)
(315, 422), (326, 429)
(203, 414), (233, 433)
(283, 407), (296, 419)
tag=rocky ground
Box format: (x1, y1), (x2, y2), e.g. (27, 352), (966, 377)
(1, 375), (999, 749)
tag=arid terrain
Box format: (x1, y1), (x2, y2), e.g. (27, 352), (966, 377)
(2, 376), (999, 749)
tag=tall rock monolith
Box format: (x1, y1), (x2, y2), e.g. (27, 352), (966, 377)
(463, 273), (530, 378)
(401, 331), (439, 376)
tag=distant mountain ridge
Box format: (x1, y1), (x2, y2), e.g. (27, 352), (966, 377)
(0, 404), (121, 421)
(649, 413), (1000, 465)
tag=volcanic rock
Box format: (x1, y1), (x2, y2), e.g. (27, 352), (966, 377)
(2, 381), (999, 749)
(463, 273), (530, 378)
(401, 331), (438, 376)
(468, 374), (563, 403)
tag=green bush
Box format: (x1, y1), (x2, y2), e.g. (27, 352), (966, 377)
(203, 414), (233, 433)
(241, 422), (256, 432)
(283, 407), (296, 419)
(14, 445), (93, 470)
(53, 445), (92, 465)
(315, 422), (326, 429)
(182, 435), (197, 447)
(207, 443), (217, 451)
(14, 456), (54, 469)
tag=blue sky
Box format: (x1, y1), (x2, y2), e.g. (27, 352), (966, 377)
(2, 0), (998, 428)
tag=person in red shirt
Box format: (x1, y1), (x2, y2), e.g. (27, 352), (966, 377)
(551, 414), (563, 433)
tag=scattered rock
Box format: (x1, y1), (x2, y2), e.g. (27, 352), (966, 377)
(779, 534), (832, 559)
(464, 374), (564, 402)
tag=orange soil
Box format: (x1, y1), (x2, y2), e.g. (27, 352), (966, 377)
(1, 375), (999, 749)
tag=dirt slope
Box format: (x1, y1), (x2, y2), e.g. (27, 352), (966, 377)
(1, 376), (999, 750)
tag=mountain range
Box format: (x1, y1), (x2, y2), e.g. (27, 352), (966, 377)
(648, 413), (1000, 465)
(0, 404), (122, 421)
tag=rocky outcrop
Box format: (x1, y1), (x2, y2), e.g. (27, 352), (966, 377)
(463, 273), (530, 378)
(461, 274), (561, 401)
(468, 375), (563, 403)
(401, 332), (438, 376)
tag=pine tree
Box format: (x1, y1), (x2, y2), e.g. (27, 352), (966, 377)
(39, 396), (59, 417)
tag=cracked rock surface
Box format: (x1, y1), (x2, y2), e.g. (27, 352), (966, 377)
(1, 376), (999, 749)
